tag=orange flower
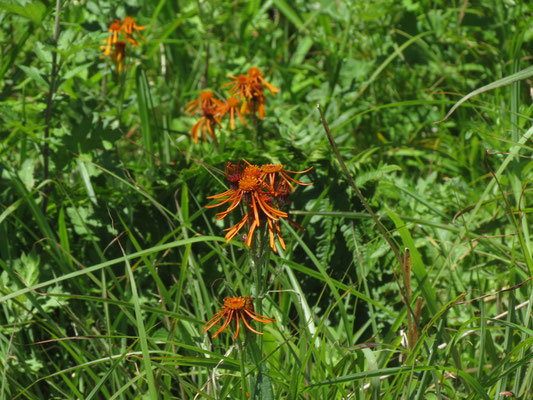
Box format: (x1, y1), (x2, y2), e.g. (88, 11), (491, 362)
(207, 165), (286, 221)
(101, 17), (145, 72)
(218, 97), (248, 130)
(247, 67), (278, 96)
(206, 160), (311, 252)
(223, 67), (278, 120)
(190, 107), (221, 143)
(202, 296), (275, 339)
(185, 91), (221, 115)
(186, 91), (223, 143)
(266, 217), (285, 251)
(268, 180), (306, 250)
(121, 16), (146, 46)
(102, 20), (122, 57)
(207, 164), (289, 250)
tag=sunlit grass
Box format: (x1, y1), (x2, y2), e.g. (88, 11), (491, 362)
(1, 1), (533, 399)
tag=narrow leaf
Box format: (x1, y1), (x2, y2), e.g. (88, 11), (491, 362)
(436, 65), (533, 123)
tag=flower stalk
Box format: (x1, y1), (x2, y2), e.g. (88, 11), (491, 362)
(249, 226), (270, 327)
(203, 159), (311, 398)
(41, 0), (61, 215)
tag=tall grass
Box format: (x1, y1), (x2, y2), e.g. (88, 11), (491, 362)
(1, 1), (533, 399)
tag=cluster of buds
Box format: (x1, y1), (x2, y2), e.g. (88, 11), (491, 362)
(206, 160), (312, 253)
(186, 67), (278, 143)
(101, 16), (146, 72)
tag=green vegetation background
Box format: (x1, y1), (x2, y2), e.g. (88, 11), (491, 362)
(1, 0), (533, 398)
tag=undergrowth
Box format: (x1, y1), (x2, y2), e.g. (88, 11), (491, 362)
(1, 1), (533, 399)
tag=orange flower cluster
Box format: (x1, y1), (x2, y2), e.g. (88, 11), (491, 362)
(202, 296), (275, 339)
(203, 162), (310, 340)
(206, 160), (312, 253)
(101, 17), (145, 72)
(186, 67), (278, 143)
(224, 67), (279, 120)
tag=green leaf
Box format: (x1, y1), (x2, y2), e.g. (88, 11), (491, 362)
(362, 348), (380, 395)
(386, 209), (438, 316)
(259, 368), (274, 400)
(62, 63), (92, 81)
(19, 158), (35, 189)
(437, 65), (533, 122)
(354, 164), (401, 188)
(122, 246), (158, 399)
(77, 159), (98, 206)
(19, 65), (48, 88)
(291, 36), (313, 65)
(0, 1), (46, 24)
(181, 183), (189, 223)
(272, 0), (305, 31)
(135, 66), (155, 155)
(58, 207), (71, 264)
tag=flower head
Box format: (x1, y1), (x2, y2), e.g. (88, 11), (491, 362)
(223, 67), (278, 120)
(207, 163), (285, 250)
(207, 163), (285, 222)
(202, 296), (275, 339)
(185, 90), (220, 115)
(120, 16), (146, 46)
(206, 159), (311, 252)
(186, 91), (223, 143)
(122, 16), (146, 35)
(101, 16), (145, 72)
(190, 107), (221, 143)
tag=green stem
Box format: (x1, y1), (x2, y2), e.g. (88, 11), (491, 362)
(248, 227), (270, 399)
(251, 113), (264, 149)
(211, 126), (220, 154)
(317, 104), (402, 266)
(237, 338), (249, 400)
(41, 0), (62, 215)
(250, 227), (270, 320)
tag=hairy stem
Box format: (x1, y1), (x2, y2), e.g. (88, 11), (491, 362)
(317, 104), (402, 266)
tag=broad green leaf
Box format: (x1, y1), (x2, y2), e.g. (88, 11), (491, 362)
(0, 1), (46, 25)
(19, 65), (48, 88)
(19, 158), (35, 189)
